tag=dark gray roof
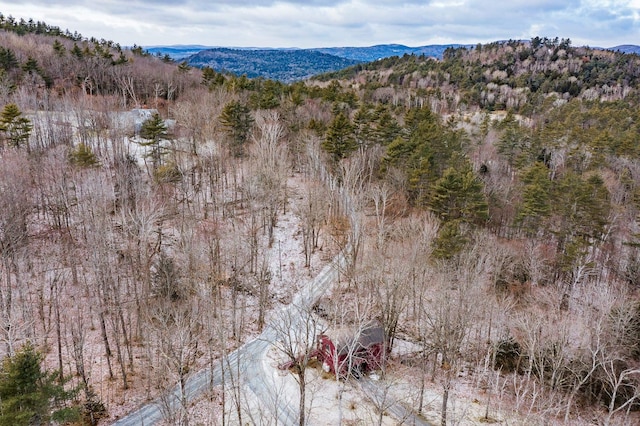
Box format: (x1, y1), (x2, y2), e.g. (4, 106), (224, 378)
(335, 324), (385, 356)
(358, 326), (384, 348)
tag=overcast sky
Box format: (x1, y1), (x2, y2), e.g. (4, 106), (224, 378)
(0, 1), (638, 48)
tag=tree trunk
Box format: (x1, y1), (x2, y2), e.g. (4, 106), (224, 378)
(99, 311), (114, 379)
(441, 368), (451, 426)
(112, 314), (128, 389)
(441, 384), (449, 426)
(55, 302), (64, 385)
(418, 353), (427, 414)
(118, 307), (134, 368)
(298, 370), (306, 426)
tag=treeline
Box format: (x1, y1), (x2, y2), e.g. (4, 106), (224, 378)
(0, 27), (200, 110)
(0, 13), (83, 40)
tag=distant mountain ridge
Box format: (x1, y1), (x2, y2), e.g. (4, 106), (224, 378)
(312, 44), (471, 61)
(145, 42), (640, 82)
(609, 45), (640, 54)
(145, 43), (469, 62)
(186, 48), (361, 82)
(145, 45), (212, 59)
(148, 43), (472, 82)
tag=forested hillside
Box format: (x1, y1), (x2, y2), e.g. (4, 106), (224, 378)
(0, 16), (640, 425)
(186, 47), (361, 82)
(147, 43), (471, 77)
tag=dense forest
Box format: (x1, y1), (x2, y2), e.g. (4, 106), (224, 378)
(1, 14), (640, 425)
(187, 48), (361, 82)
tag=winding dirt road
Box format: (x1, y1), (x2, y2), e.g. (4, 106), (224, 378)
(113, 250), (348, 426)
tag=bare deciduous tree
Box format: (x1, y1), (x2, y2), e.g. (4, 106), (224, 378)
(273, 304), (319, 426)
(249, 111), (289, 246)
(295, 181), (327, 269)
(0, 150), (31, 356)
(422, 251), (484, 426)
(151, 300), (202, 426)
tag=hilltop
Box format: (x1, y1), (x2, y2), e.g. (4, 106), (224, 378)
(610, 44), (640, 54)
(318, 37), (640, 110)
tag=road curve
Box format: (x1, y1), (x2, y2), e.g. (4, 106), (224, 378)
(112, 249), (348, 426)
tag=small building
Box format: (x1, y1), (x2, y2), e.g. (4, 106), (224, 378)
(316, 324), (386, 378)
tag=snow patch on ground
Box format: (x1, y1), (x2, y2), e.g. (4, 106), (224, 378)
(267, 174), (330, 301)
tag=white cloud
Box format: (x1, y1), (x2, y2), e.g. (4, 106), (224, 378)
(0, 0), (637, 47)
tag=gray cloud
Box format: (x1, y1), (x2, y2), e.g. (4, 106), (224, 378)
(1, 0), (637, 47)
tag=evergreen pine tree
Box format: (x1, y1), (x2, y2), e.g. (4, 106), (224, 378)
(0, 104), (32, 149)
(427, 163), (489, 259)
(516, 161), (552, 233)
(70, 43), (83, 58)
(429, 164), (489, 225)
(432, 220), (468, 260)
(553, 172), (610, 274)
(52, 40), (66, 56)
(373, 106), (401, 145)
(0, 343), (80, 426)
(69, 143), (100, 168)
(352, 104), (372, 147)
(321, 111), (356, 161)
(21, 57), (40, 74)
(0, 47), (17, 71)
(139, 113), (169, 170)
(219, 100), (253, 157)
